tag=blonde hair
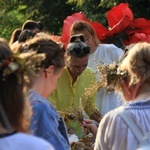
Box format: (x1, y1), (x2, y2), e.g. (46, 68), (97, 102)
(116, 42), (150, 91)
(70, 21), (100, 46)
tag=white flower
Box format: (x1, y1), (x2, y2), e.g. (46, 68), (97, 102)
(68, 134), (79, 144)
(87, 133), (93, 138)
(8, 62), (19, 71)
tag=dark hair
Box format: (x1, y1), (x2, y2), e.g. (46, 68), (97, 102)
(0, 39), (26, 132)
(16, 33), (65, 72)
(18, 29), (36, 43)
(9, 28), (22, 46)
(69, 34), (85, 43)
(37, 21), (44, 31)
(22, 20), (40, 31)
(66, 34), (90, 58)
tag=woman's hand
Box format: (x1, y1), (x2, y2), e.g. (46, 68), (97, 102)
(82, 119), (98, 138)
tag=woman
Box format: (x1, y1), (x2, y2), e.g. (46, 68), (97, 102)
(94, 42), (150, 150)
(70, 20), (124, 116)
(49, 34), (100, 138)
(15, 33), (70, 150)
(0, 38), (54, 150)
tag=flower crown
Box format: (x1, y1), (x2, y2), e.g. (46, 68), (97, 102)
(95, 62), (128, 90)
(0, 51), (45, 82)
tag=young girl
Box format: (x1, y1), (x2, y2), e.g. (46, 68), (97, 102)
(0, 38), (54, 150)
(15, 33), (70, 150)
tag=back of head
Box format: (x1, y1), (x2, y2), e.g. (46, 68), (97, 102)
(16, 33), (65, 72)
(116, 42), (150, 91)
(0, 38), (25, 132)
(18, 29), (36, 43)
(22, 20), (40, 31)
(70, 21), (100, 46)
(66, 34), (90, 58)
(37, 21), (44, 31)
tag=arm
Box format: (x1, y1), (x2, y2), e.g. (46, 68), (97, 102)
(30, 102), (70, 150)
(82, 119), (98, 138)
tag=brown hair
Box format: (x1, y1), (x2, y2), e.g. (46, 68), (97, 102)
(16, 33), (65, 73)
(70, 21), (100, 46)
(18, 29), (36, 43)
(0, 39), (28, 132)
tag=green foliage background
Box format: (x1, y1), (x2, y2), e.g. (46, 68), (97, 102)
(0, 0), (150, 42)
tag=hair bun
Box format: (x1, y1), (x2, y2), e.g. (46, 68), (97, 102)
(69, 34), (85, 43)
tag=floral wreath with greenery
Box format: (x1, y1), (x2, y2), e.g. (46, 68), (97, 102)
(0, 51), (45, 83)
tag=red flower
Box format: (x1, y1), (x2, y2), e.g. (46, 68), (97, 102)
(106, 3), (133, 28)
(104, 3), (150, 46)
(61, 3), (150, 48)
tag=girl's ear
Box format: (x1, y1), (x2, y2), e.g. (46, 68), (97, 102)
(47, 65), (54, 74)
(44, 65), (54, 78)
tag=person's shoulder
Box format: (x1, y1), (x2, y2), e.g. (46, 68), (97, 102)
(101, 106), (128, 127)
(100, 109), (118, 124)
(59, 67), (69, 78)
(12, 133), (54, 150)
(30, 97), (52, 116)
(55, 67), (71, 85)
(99, 43), (122, 51)
(84, 67), (95, 75)
(99, 44), (123, 60)
(86, 66), (95, 72)
(31, 99), (48, 109)
(82, 68), (96, 83)
(62, 67), (67, 73)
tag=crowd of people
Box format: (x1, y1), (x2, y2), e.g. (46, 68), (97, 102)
(0, 12), (150, 150)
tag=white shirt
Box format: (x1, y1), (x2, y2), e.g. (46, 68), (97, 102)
(88, 44), (124, 115)
(0, 132), (54, 150)
(94, 97), (150, 150)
